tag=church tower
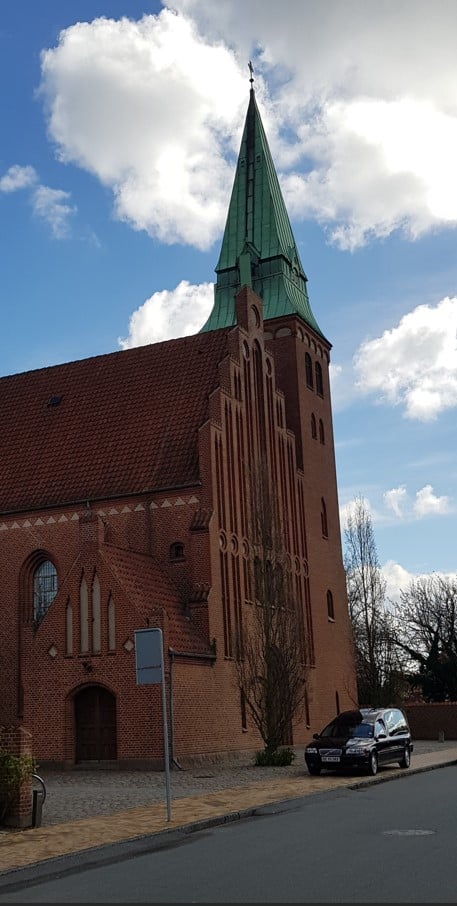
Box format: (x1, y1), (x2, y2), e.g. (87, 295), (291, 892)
(202, 78), (352, 721)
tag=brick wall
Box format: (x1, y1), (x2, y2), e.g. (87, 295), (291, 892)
(405, 702), (457, 740)
(0, 288), (357, 767)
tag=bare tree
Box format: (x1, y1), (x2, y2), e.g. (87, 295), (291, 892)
(344, 496), (404, 706)
(394, 574), (457, 701)
(234, 461), (308, 756)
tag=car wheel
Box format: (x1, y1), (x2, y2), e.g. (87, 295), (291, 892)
(308, 764), (321, 776)
(368, 751), (378, 775)
(399, 745), (411, 769)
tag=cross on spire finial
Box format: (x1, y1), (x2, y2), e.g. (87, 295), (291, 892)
(248, 60), (254, 88)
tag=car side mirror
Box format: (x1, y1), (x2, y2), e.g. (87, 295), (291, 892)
(313, 733), (320, 739)
(377, 731), (387, 739)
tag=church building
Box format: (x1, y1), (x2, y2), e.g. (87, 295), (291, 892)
(0, 85), (357, 768)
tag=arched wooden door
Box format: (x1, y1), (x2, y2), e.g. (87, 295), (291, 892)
(75, 685), (117, 763)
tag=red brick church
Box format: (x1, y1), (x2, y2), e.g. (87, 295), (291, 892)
(0, 86), (357, 768)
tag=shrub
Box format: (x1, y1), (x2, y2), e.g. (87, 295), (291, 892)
(254, 747), (296, 766)
(0, 750), (36, 822)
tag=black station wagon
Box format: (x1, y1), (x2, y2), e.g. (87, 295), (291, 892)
(304, 707), (413, 777)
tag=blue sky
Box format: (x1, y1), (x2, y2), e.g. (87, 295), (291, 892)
(1, 0), (456, 599)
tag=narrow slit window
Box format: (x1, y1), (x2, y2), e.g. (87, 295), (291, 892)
(327, 589), (335, 620)
(305, 353), (313, 389)
(315, 361), (324, 397)
(321, 498), (328, 538)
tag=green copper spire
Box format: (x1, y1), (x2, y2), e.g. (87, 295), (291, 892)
(200, 83), (325, 338)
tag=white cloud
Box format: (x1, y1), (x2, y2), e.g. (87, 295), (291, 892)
(31, 185), (76, 238)
(280, 99), (449, 251)
(383, 484), (451, 520)
(0, 163), (75, 238)
(328, 361), (359, 412)
(0, 164), (37, 193)
(343, 482), (452, 527)
(34, 2), (457, 252)
(381, 560), (414, 603)
(339, 494), (381, 533)
(119, 280), (214, 348)
(168, 0), (457, 110)
(353, 296), (457, 420)
(163, 1), (457, 248)
(383, 486), (407, 519)
(382, 559), (457, 603)
(39, 10), (247, 250)
(413, 484), (450, 518)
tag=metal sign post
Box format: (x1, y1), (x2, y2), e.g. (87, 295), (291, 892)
(134, 627), (171, 821)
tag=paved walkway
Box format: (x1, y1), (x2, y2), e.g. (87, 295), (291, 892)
(0, 741), (456, 877)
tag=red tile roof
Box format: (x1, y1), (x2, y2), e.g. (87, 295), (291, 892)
(0, 331), (229, 514)
(101, 544), (213, 655)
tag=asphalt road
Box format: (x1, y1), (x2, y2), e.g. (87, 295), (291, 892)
(1, 763), (457, 903)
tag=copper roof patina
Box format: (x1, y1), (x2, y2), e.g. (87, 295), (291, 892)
(200, 86), (326, 339)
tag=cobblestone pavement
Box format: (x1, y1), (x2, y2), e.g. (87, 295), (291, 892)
(36, 739), (453, 827)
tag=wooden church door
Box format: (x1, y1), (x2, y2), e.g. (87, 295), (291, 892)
(75, 685), (117, 762)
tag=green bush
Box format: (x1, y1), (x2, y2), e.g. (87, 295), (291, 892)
(0, 749), (36, 822)
(254, 747), (296, 766)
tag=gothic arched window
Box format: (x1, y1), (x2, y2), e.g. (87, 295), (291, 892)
(33, 560), (57, 625)
(315, 361), (324, 397)
(305, 353), (313, 389)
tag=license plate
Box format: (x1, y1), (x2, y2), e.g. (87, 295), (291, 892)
(322, 755), (340, 763)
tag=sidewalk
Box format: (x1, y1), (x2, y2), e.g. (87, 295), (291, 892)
(0, 741), (456, 878)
